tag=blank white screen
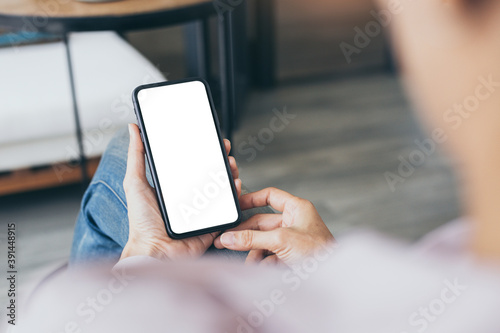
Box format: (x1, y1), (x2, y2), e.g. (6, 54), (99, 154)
(137, 81), (238, 235)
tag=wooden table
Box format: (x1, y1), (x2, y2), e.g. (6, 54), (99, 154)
(0, 0), (214, 31)
(0, 0), (238, 186)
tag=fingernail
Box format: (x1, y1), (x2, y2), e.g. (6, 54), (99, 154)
(128, 123), (133, 135)
(221, 233), (235, 246)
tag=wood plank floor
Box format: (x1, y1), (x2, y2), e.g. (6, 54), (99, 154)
(233, 74), (461, 239)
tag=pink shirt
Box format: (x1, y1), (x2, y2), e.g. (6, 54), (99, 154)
(13, 219), (500, 333)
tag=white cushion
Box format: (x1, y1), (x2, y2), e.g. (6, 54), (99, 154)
(0, 41), (74, 144)
(0, 31), (165, 171)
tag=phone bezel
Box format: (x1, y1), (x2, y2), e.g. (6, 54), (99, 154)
(132, 78), (242, 239)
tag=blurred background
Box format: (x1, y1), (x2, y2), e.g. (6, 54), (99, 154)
(0, 0), (460, 307)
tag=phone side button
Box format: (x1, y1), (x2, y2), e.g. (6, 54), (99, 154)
(140, 131), (144, 142)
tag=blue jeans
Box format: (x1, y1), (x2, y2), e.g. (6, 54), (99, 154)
(70, 127), (270, 265)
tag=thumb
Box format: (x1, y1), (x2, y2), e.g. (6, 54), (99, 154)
(124, 124), (148, 189)
(220, 229), (284, 253)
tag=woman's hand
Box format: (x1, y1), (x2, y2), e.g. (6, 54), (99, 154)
(214, 187), (335, 266)
(120, 123), (241, 261)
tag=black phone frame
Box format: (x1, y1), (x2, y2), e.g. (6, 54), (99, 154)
(132, 78), (242, 239)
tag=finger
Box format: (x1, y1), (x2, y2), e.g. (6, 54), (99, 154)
(124, 124), (148, 188)
(259, 254), (279, 267)
(231, 214), (282, 232)
(224, 139), (231, 155)
(245, 249), (265, 265)
(235, 178), (242, 199)
(214, 237), (224, 249)
(239, 187), (301, 212)
(219, 229), (285, 253)
(228, 156), (239, 179)
(213, 214), (282, 248)
(197, 231), (220, 250)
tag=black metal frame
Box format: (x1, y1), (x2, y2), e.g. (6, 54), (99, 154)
(254, 0), (275, 88)
(0, 3), (237, 187)
(185, 19), (211, 80)
(62, 34), (88, 186)
(218, 11), (236, 144)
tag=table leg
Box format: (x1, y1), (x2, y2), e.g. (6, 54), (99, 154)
(63, 34), (88, 188)
(184, 19), (212, 80)
(218, 10), (236, 142)
(384, 37), (396, 73)
(254, 0), (276, 88)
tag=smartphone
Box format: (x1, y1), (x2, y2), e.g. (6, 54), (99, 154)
(132, 79), (241, 239)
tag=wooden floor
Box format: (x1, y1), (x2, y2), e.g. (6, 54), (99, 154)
(234, 74), (461, 239)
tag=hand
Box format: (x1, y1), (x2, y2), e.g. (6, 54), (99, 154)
(214, 187), (335, 266)
(120, 123), (242, 261)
